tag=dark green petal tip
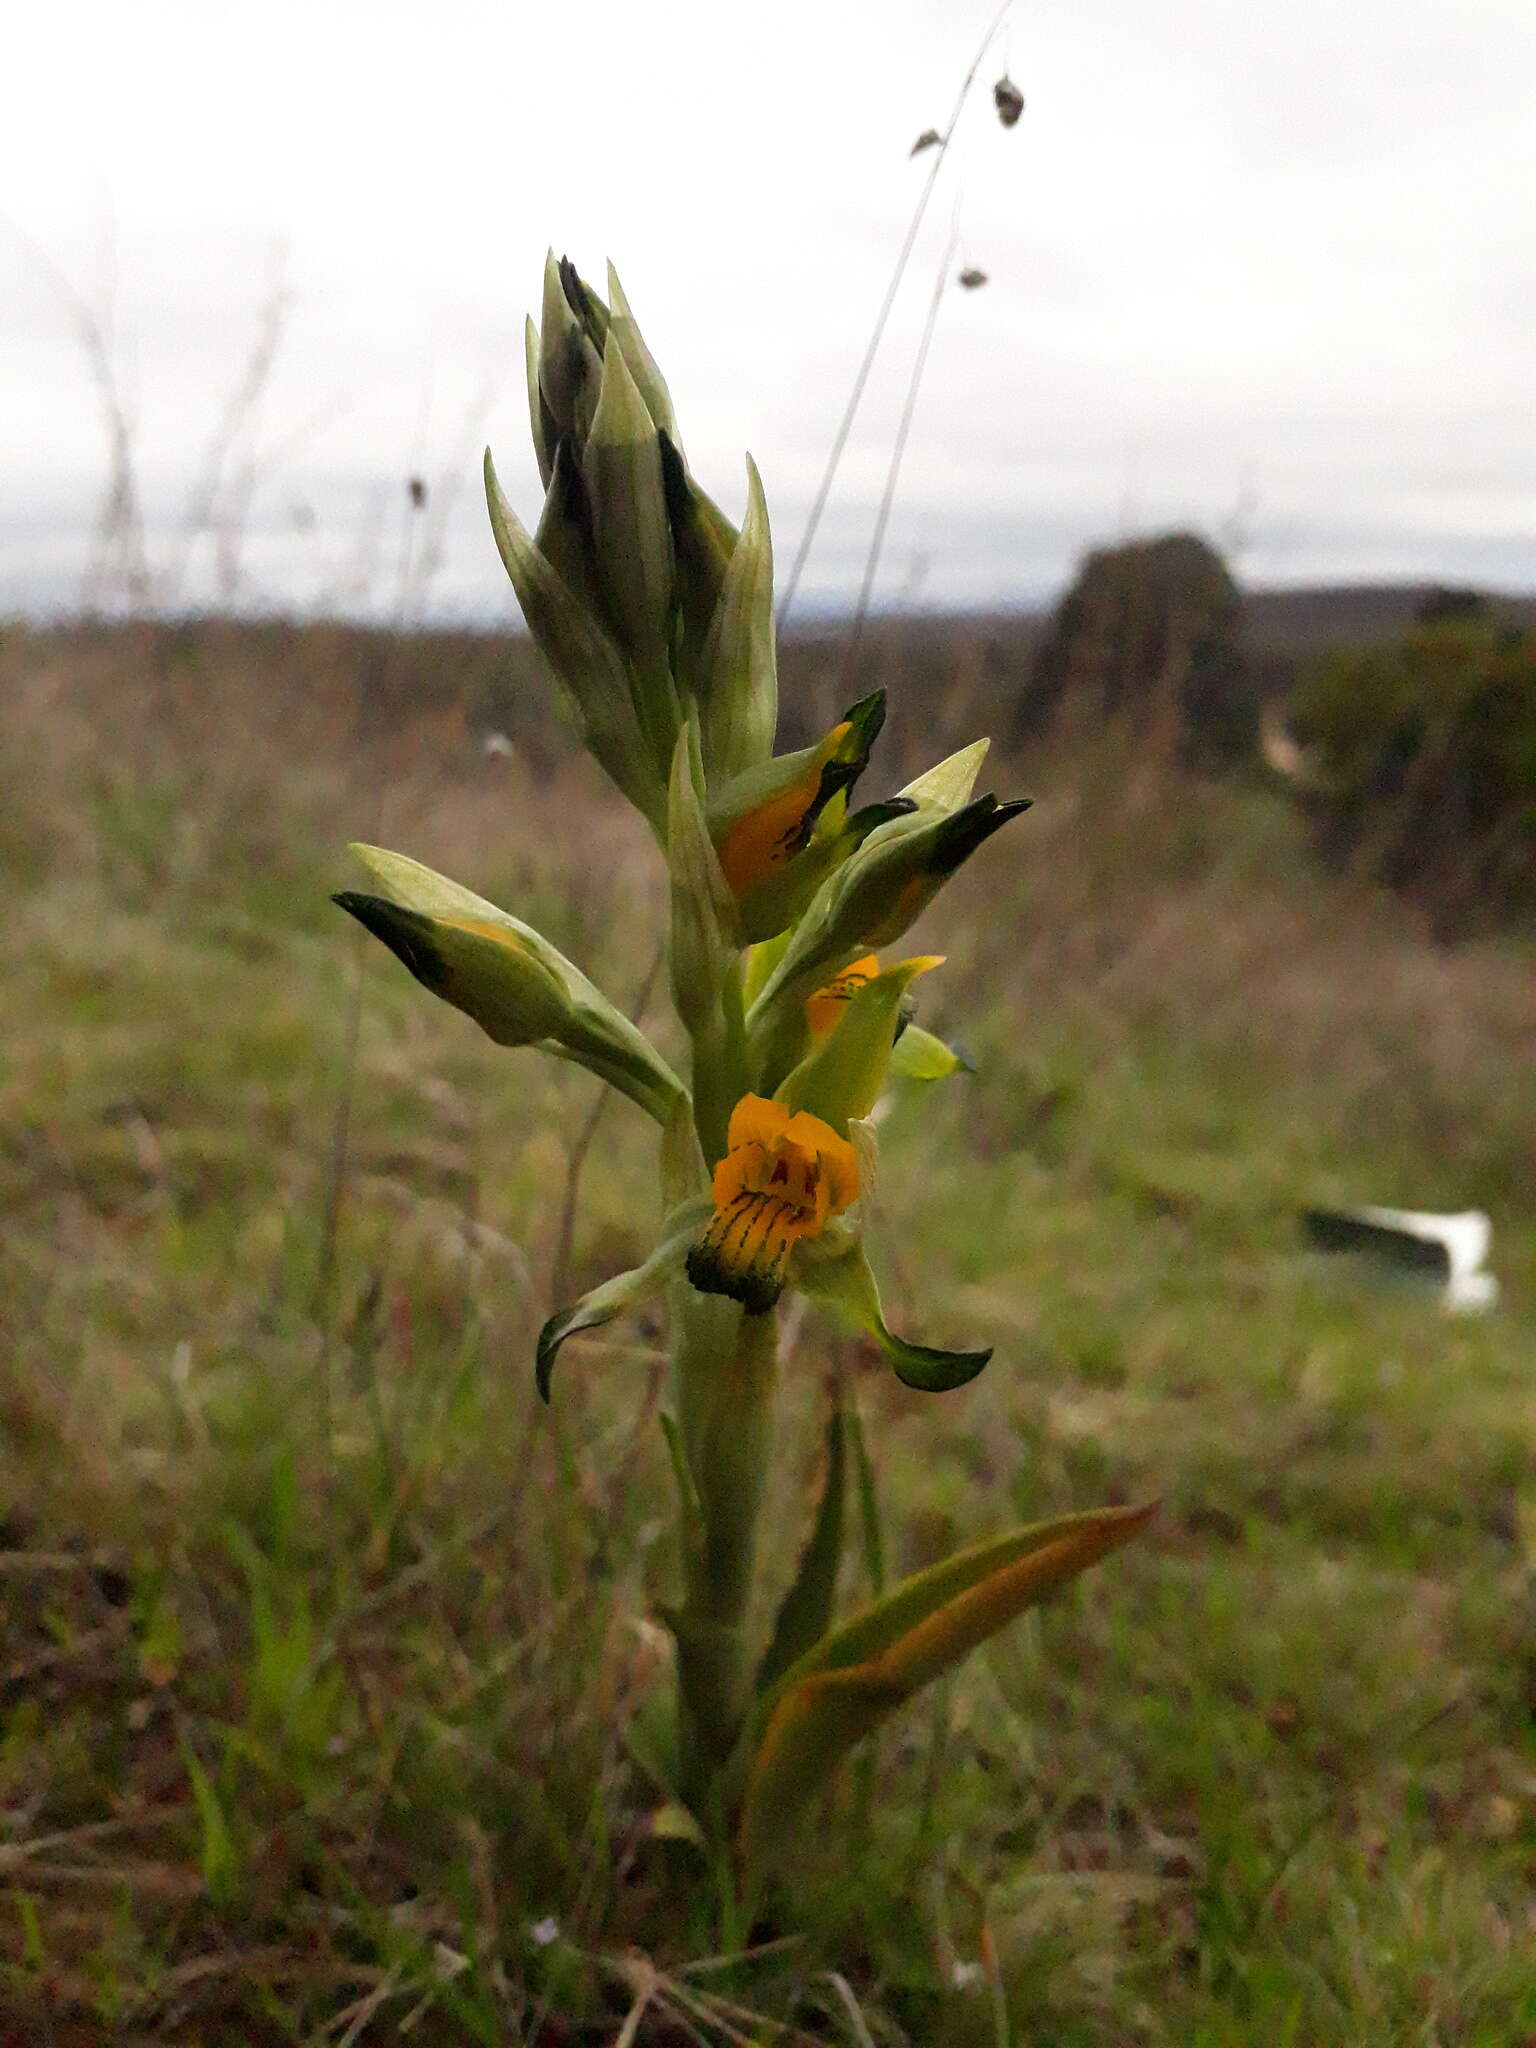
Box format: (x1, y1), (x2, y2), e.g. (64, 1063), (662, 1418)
(557, 255), (610, 350)
(846, 796), (918, 843)
(928, 794), (1032, 877)
(331, 893), (447, 992)
(888, 1339), (993, 1393)
(800, 692), (891, 842)
(840, 689), (888, 753)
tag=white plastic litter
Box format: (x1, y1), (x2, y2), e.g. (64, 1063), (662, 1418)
(1302, 1204), (1499, 1315)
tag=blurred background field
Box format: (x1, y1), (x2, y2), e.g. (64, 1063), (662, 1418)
(1, 596), (1532, 2045)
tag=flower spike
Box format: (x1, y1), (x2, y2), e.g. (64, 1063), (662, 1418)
(335, 253), (1151, 1847)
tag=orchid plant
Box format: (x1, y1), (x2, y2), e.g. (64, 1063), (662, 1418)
(334, 256), (1150, 1878)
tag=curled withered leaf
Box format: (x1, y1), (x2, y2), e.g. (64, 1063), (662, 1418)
(957, 267), (989, 290)
(407, 475), (427, 509)
(909, 127), (942, 156)
(993, 74), (1025, 127)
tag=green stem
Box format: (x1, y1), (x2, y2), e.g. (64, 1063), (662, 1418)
(669, 1289), (779, 1802)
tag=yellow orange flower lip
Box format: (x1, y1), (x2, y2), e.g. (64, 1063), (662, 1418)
(686, 1095), (859, 1314)
(804, 954), (882, 1039)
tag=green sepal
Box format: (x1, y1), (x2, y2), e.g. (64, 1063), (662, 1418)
(708, 694), (889, 946)
(695, 455), (778, 782)
(777, 957), (941, 1131)
(533, 438), (603, 619)
(743, 927), (794, 1009)
(524, 316), (556, 489)
(582, 331), (679, 755)
(535, 1199), (710, 1401)
(659, 433), (739, 703)
(890, 1023), (970, 1083)
(898, 737), (992, 810)
(485, 449), (663, 829)
(737, 1503), (1157, 1871)
(756, 1402), (847, 1695)
(708, 691), (885, 853)
(797, 1237), (991, 1392)
(606, 263), (680, 447)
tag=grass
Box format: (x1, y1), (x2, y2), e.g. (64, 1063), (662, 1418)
(1, 618), (1532, 2045)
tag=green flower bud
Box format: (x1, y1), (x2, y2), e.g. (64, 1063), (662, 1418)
(748, 792), (1030, 1028)
(335, 846), (685, 1122)
(485, 452), (664, 829)
(334, 891), (574, 1043)
(537, 252), (604, 450)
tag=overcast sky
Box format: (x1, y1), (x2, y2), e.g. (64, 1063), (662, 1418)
(5, 0), (1533, 619)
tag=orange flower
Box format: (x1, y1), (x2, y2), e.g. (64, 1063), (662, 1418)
(714, 722), (855, 899)
(686, 1095), (859, 1314)
(803, 954), (880, 1041)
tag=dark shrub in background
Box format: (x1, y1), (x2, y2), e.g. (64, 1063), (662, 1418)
(1291, 592), (1536, 935)
(1018, 531), (1256, 760)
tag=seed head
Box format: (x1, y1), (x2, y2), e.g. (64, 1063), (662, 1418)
(993, 74), (1025, 127)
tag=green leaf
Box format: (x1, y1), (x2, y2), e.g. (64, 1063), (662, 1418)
(845, 1395), (886, 1596)
(798, 1238), (991, 1392)
(696, 455), (778, 781)
(757, 1403), (847, 1694)
(183, 1746), (238, 1908)
(738, 1504), (1156, 1870)
(890, 1023), (969, 1083)
(535, 1200), (710, 1401)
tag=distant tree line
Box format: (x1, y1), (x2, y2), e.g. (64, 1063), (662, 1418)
(1018, 537), (1534, 935)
